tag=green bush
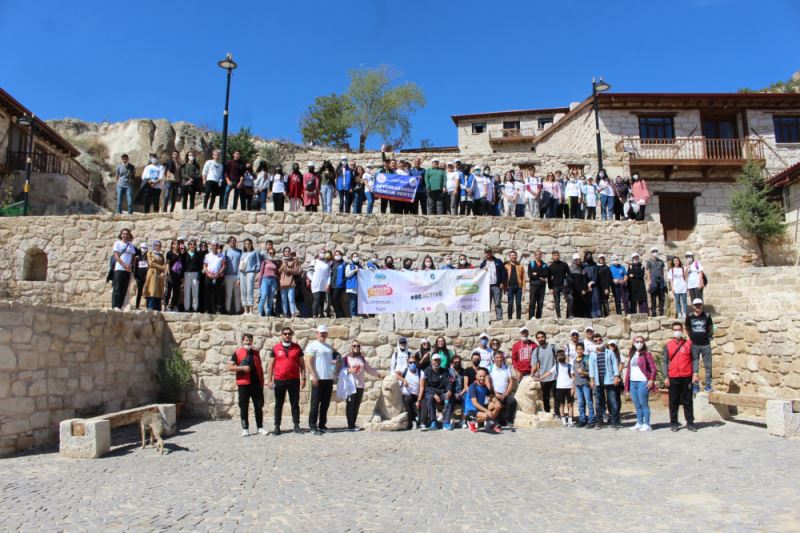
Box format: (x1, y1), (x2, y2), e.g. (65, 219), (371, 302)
(157, 347), (193, 403)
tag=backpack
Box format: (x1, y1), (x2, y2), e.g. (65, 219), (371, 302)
(555, 362), (572, 379)
(305, 175), (317, 192)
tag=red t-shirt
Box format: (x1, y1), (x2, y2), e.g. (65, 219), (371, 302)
(511, 339), (536, 375)
(271, 342), (304, 380)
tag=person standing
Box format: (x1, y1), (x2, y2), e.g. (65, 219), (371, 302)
(589, 341), (621, 429)
(133, 242), (149, 309)
(631, 173), (650, 220)
(527, 249), (549, 319)
(162, 150), (181, 212)
(202, 149), (224, 209)
(270, 165), (287, 212)
(240, 163), (255, 211)
(142, 240), (167, 311)
(572, 342), (595, 428)
(627, 252), (648, 314)
(459, 169), (476, 215)
(345, 253), (361, 317)
(223, 236), (242, 315)
(504, 250), (525, 320)
(228, 334), (266, 436)
(335, 157), (354, 213)
(645, 247), (667, 317)
(596, 254), (613, 317)
(664, 321), (698, 432)
(340, 341), (384, 431)
(305, 325), (337, 435)
(222, 150), (245, 210)
(278, 252), (302, 317)
(686, 298), (714, 393)
(303, 162), (320, 212)
(141, 153), (164, 213)
(548, 250), (569, 318)
(553, 350), (574, 426)
(410, 158), (428, 215)
(479, 248), (506, 321)
(164, 241), (184, 312)
(115, 154), (135, 214)
(597, 169), (614, 221)
(181, 239), (203, 312)
(317, 160), (335, 213)
(202, 241), (226, 314)
(524, 169), (541, 219)
(287, 163), (304, 212)
(111, 228), (136, 309)
(445, 162), (461, 215)
(685, 251), (705, 302)
(532, 331), (557, 414)
(267, 327), (306, 435)
(363, 163), (376, 214)
(239, 238), (261, 315)
(609, 255), (629, 315)
(625, 336), (657, 432)
(424, 159), (447, 215)
(181, 150), (200, 210)
(310, 251), (332, 318)
(667, 256), (688, 318)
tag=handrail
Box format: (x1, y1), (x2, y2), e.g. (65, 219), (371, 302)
(489, 128), (537, 140)
(616, 136), (765, 161)
(3, 150), (91, 189)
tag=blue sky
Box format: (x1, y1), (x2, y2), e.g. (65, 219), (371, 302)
(1, 0), (797, 149)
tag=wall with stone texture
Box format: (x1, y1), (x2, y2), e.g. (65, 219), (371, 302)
(0, 301), (163, 456)
(0, 212), (665, 309)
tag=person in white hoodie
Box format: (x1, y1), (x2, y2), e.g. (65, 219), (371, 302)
(141, 152), (164, 213)
(310, 250), (332, 318)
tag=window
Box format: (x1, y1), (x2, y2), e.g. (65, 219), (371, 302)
(471, 122), (486, 134)
(774, 116), (800, 144)
(538, 117), (554, 129)
(638, 116), (675, 140)
(22, 248), (47, 282)
(502, 120), (520, 131)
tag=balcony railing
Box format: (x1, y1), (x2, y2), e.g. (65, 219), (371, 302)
(3, 150), (91, 189)
(489, 128), (537, 143)
(615, 136), (766, 162)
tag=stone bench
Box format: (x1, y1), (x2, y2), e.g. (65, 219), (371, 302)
(59, 404), (176, 459)
(767, 400), (800, 438)
(695, 392), (800, 438)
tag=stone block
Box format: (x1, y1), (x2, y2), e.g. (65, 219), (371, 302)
(694, 392), (730, 423)
(394, 312), (412, 330)
(767, 399), (800, 438)
(427, 305), (447, 330)
(446, 311), (461, 329)
(59, 418), (111, 459)
(476, 312), (491, 329)
(411, 313), (426, 330)
(461, 312), (478, 329)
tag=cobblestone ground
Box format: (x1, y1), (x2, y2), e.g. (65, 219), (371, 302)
(1, 409), (799, 532)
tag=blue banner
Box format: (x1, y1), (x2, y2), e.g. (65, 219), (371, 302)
(373, 173), (419, 203)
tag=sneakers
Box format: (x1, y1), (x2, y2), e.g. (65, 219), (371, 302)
(310, 427), (323, 436)
(586, 423), (595, 429)
(566, 417), (574, 427)
(670, 424), (679, 432)
(257, 428), (268, 436)
(560, 417), (567, 427)
(468, 421), (478, 433)
(692, 384), (700, 394)
(420, 425), (429, 432)
(293, 425), (303, 434)
(687, 424), (698, 432)
(639, 424), (652, 432)
(268, 426), (281, 436)
(491, 423), (502, 434)
(631, 423), (642, 431)
(443, 423), (453, 431)
(241, 429), (250, 437)
(429, 421), (439, 431)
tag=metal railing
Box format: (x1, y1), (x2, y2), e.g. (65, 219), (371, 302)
(3, 150), (91, 189)
(615, 136), (766, 161)
(488, 128), (537, 142)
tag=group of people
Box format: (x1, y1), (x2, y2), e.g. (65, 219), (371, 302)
(109, 230), (707, 322)
(114, 150), (652, 221)
(227, 315), (714, 436)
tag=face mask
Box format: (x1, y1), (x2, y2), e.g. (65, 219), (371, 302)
(387, 260), (393, 266)
(408, 363), (417, 372)
(318, 253), (325, 259)
(472, 359), (481, 367)
(651, 253), (657, 258)
(599, 172), (605, 178)
(334, 255), (342, 261)
(612, 260), (619, 265)
(445, 259), (452, 265)
(453, 362), (462, 369)
(673, 331), (682, 339)
(459, 259), (466, 265)
(632, 175), (639, 181)
(480, 339), (488, 347)
(634, 342), (644, 350)
(474, 170), (482, 176)
(558, 358), (566, 364)
(521, 335), (529, 341)
(352, 256), (359, 262)
(150, 157), (158, 164)
(188, 155), (195, 161)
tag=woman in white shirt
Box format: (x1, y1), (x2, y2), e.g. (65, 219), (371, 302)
(501, 172), (517, 217)
(524, 172), (541, 219)
(254, 161), (270, 212)
(624, 336), (657, 432)
(270, 165), (287, 212)
(685, 252), (704, 302)
(667, 257), (688, 318)
(310, 251), (332, 318)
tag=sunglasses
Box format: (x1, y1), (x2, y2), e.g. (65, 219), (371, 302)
(281, 331), (292, 336)
(351, 344), (361, 348)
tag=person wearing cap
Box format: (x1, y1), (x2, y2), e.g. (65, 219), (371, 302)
(664, 321), (698, 432)
(287, 162), (304, 212)
(564, 329), (581, 362)
(685, 298), (714, 392)
(548, 250), (570, 318)
(504, 250), (525, 319)
(390, 337), (413, 377)
(511, 327), (536, 377)
(527, 249), (549, 319)
(459, 166), (477, 215)
(418, 351), (452, 430)
(142, 240), (167, 311)
(335, 158), (353, 213)
(267, 327), (306, 435)
(424, 159), (447, 215)
(202, 241), (226, 314)
(627, 252), (648, 314)
(141, 152), (165, 213)
(409, 158), (428, 215)
(646, 247), (667, 317)
(228, 333), (266, 436)
(596, 254), (612, 317)
(444, 162), (461, 215)
(684, 251), (705, 302)
(609, 254), (629, 315)
(479, 248), (507, 321)
(588, 335), (621, 429)
(305, 325), (338, 435)
(303, 162), (321, 212)
(565, 253), (587, 318)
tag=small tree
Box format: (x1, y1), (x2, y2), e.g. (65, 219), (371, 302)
(347, 65), (425, 153)
(259, 144), (283, 170)
(211, 126), (258, 162)
(299, 93), (353, 147)
(728, 159), (786, 264)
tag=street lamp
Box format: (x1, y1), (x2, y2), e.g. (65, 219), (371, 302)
(592, 76), (611, 173)
(17, 115), (35, 216)
(217, 53), (238, 172)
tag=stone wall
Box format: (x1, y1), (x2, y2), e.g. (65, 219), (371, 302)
(0, 302), (163, 456)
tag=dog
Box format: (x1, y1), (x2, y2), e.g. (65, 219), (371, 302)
(140, 411), (167, 454)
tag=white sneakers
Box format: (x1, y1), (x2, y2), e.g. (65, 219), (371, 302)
(639, 424), (652, 432)
(631, 423), (642, 431)
(241, 429), (249, 437)
(257, 428), (268, 435)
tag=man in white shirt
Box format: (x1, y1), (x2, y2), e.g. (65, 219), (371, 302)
(488, 351), (517, 427)
(202, 149), (224, 209)
(305, 325), (337, 435)
(203, 241), (226, 314)
(524, 169), (541, 219)
(472, 333), (493, 369)
(141, 153), (164, 213)
(685, 251), (705, 302)
(111, 228), (136, 309)
(445, 162), (461, 215)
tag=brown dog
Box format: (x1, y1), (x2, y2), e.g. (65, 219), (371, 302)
(140, 411), (167, 454)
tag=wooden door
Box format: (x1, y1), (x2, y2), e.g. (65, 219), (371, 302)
(658, 193), (696, 241)
(702, 117), (740, 159)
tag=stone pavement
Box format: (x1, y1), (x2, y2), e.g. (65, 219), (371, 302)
(0, 410), (798, 532)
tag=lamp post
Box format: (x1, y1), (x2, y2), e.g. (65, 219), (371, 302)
(17, 115), (35, 216)
(217, 53), (238, 171)
(592, 77), (611, 173)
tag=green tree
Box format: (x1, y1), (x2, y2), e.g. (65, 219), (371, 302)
(728, 159), (786, 264)
(299, 94), (353, 147)
(419, 138), (433, 149)
(211, 126), (258, 162)
(259, 144), (283, 170)
(347, 65), (425, 153)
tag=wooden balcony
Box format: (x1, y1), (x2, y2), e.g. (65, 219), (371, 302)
(3, 150), (91, 189)
(489, 128), (536, 144)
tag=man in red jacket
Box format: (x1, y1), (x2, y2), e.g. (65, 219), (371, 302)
(511, 326), (536, 377)
(663, 321), (699, 432)
(267, 326), (306, 435)
(228, 333), (265, 437)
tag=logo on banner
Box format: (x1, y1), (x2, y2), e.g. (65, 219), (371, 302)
(455, 284), (479, 296)
(368, 285), (393, 297)
(376, 174), (387, 184)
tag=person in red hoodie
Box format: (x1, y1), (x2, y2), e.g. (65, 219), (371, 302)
(663, 321), (699, 432)
(227, 333), (265, 437)
(511, 326), (536, 377)
(267, 326), (306, 435)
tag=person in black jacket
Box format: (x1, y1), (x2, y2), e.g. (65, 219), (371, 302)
(133, 242), (149, 309)
(181, 239), (204, 312)
(565, 254), (587, 318)
(527, 249), (549, 319)
(479, 248), (507, 321)
(582, 251), (602, 318)
(548, 250), (570, 318)
(596, 254), (613, 317)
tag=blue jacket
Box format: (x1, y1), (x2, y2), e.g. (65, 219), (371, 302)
(345, 262), (359, 290)
(336, 167), (352, 191)
(459, 174), (475, 199)
(478, 257), (507, 287)
(333, 261), (347, 289)
(589, 349), (619, 386)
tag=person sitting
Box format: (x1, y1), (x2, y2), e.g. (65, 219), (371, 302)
(465, 368), (502, 433)
(418, 353), (452, 431)
(488, 351), (517, 428)
(400, 354), (421, 430)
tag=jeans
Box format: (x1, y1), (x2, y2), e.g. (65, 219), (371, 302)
(668, 376), (694, 425)
(490, 285), (502, 321)
(346, 388), (364, 429)
(352, 190), (364, 213)
(308, 379), (333, 429)
(507, 286), (522, 319)
(526, 196), (538, 219)
(402, 394), (419, 429)
(239, 271), (256, 307)
(529, 283), (546, 319)
(257, 190), (268, 211)
(183, 272), (200, 311)
(575, 384), (596, 424)
(321, 184), (334, 213)
(116, 184), (133, 214)
(552, 286), (564, 318)
(630, 380), (651, 426)
(649, 285), (666, 316)
(348, 292), (358, 317)
(365, 191), (374, 214)
(280, 287), (297, 316)
(146, 297), (162, 311)
(222, 183), (239, 210)
(600, 194), (614, 221)
(674, 292), (687, 317)
(238, 383), (264, 430)
(111, 270), (131, 309)
(691, 344), (713, 389)
(594, 384), (620, 424)
(203, 180), (221, 209)
(273, 379), (301, 428)
(612, 282), (628, 314)
(423, 391), (452, 427)
(162, 181), (179, 212)
(258, 277), (277, 316)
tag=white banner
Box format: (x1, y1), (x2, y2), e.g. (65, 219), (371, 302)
(357, 269), (489, 314)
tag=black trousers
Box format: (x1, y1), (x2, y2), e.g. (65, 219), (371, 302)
(165, 273), (182, 309)
(274, 379), (301, 428)
(552, 286), (564, 318)
(650, 286), (666, 316)
(111, 270), (130, 309)
(204, 277), (223, 314)
(380, 198), (389, 213)
(346, 388), (364, 429)
(308, 379), (333, 429)
(540, 380), (556, 413)
(332, 288), (346, 318)
(181, 185), (196, 209)
(238, 383), (264, 429)
(272, 192), (285, 211)
(498, 394), (517, 425)
(312, 291), (326, 317)
(134, 272), (147, 309)
(204, 181), (221, 209)
(668, 376), (694, 425)
(528, 283), (546, 319)
(143, 187), (161, 213)
(402, 394), (418, 429)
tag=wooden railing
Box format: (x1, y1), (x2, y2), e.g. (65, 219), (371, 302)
(489, 128), (537, 142)
(615, 136), (765, 161)
(3, 150), (91, 189)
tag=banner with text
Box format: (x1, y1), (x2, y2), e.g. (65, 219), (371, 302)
(372, 173), (419, 203)
(357, 269), (489, 314)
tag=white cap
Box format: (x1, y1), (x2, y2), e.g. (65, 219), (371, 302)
(608, 339), (619, 346)
(341, 157), (348, 161)
(140, 242), (148, 248)
(692, 298), (704, 305)
(479, 332), (489, 339)
(570, 329), (579, 335)
(432, 353), (442, 360)
(366, 163), (373, 168)
(316, 325), (328, 333)
(307, 161), (316, 167)
(177, 236), (187, 241)
(632, 252), (640, 258)
(572, 253), (580, 260)
(685, 251), (694, 257)
(650, 247), (658, 253)
(519, 326), (529, 333)
(584, 325), (594, 332)
(610, 254), (618, 261)
(597, 253), (606, 259)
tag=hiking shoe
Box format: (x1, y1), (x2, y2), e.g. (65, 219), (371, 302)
(670, 424), (679, 432)
(241, 429), (250, 437)
(586, 423), (595, 429)
(268, 427), (281, 436)
(310, 427), (323, 436)
(318, 425), (329, 433)
(576, 421), (586, 428)
(687, 424), (698, 432)
(613, 423), (623, 430)
(468, 421), (478, 433)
